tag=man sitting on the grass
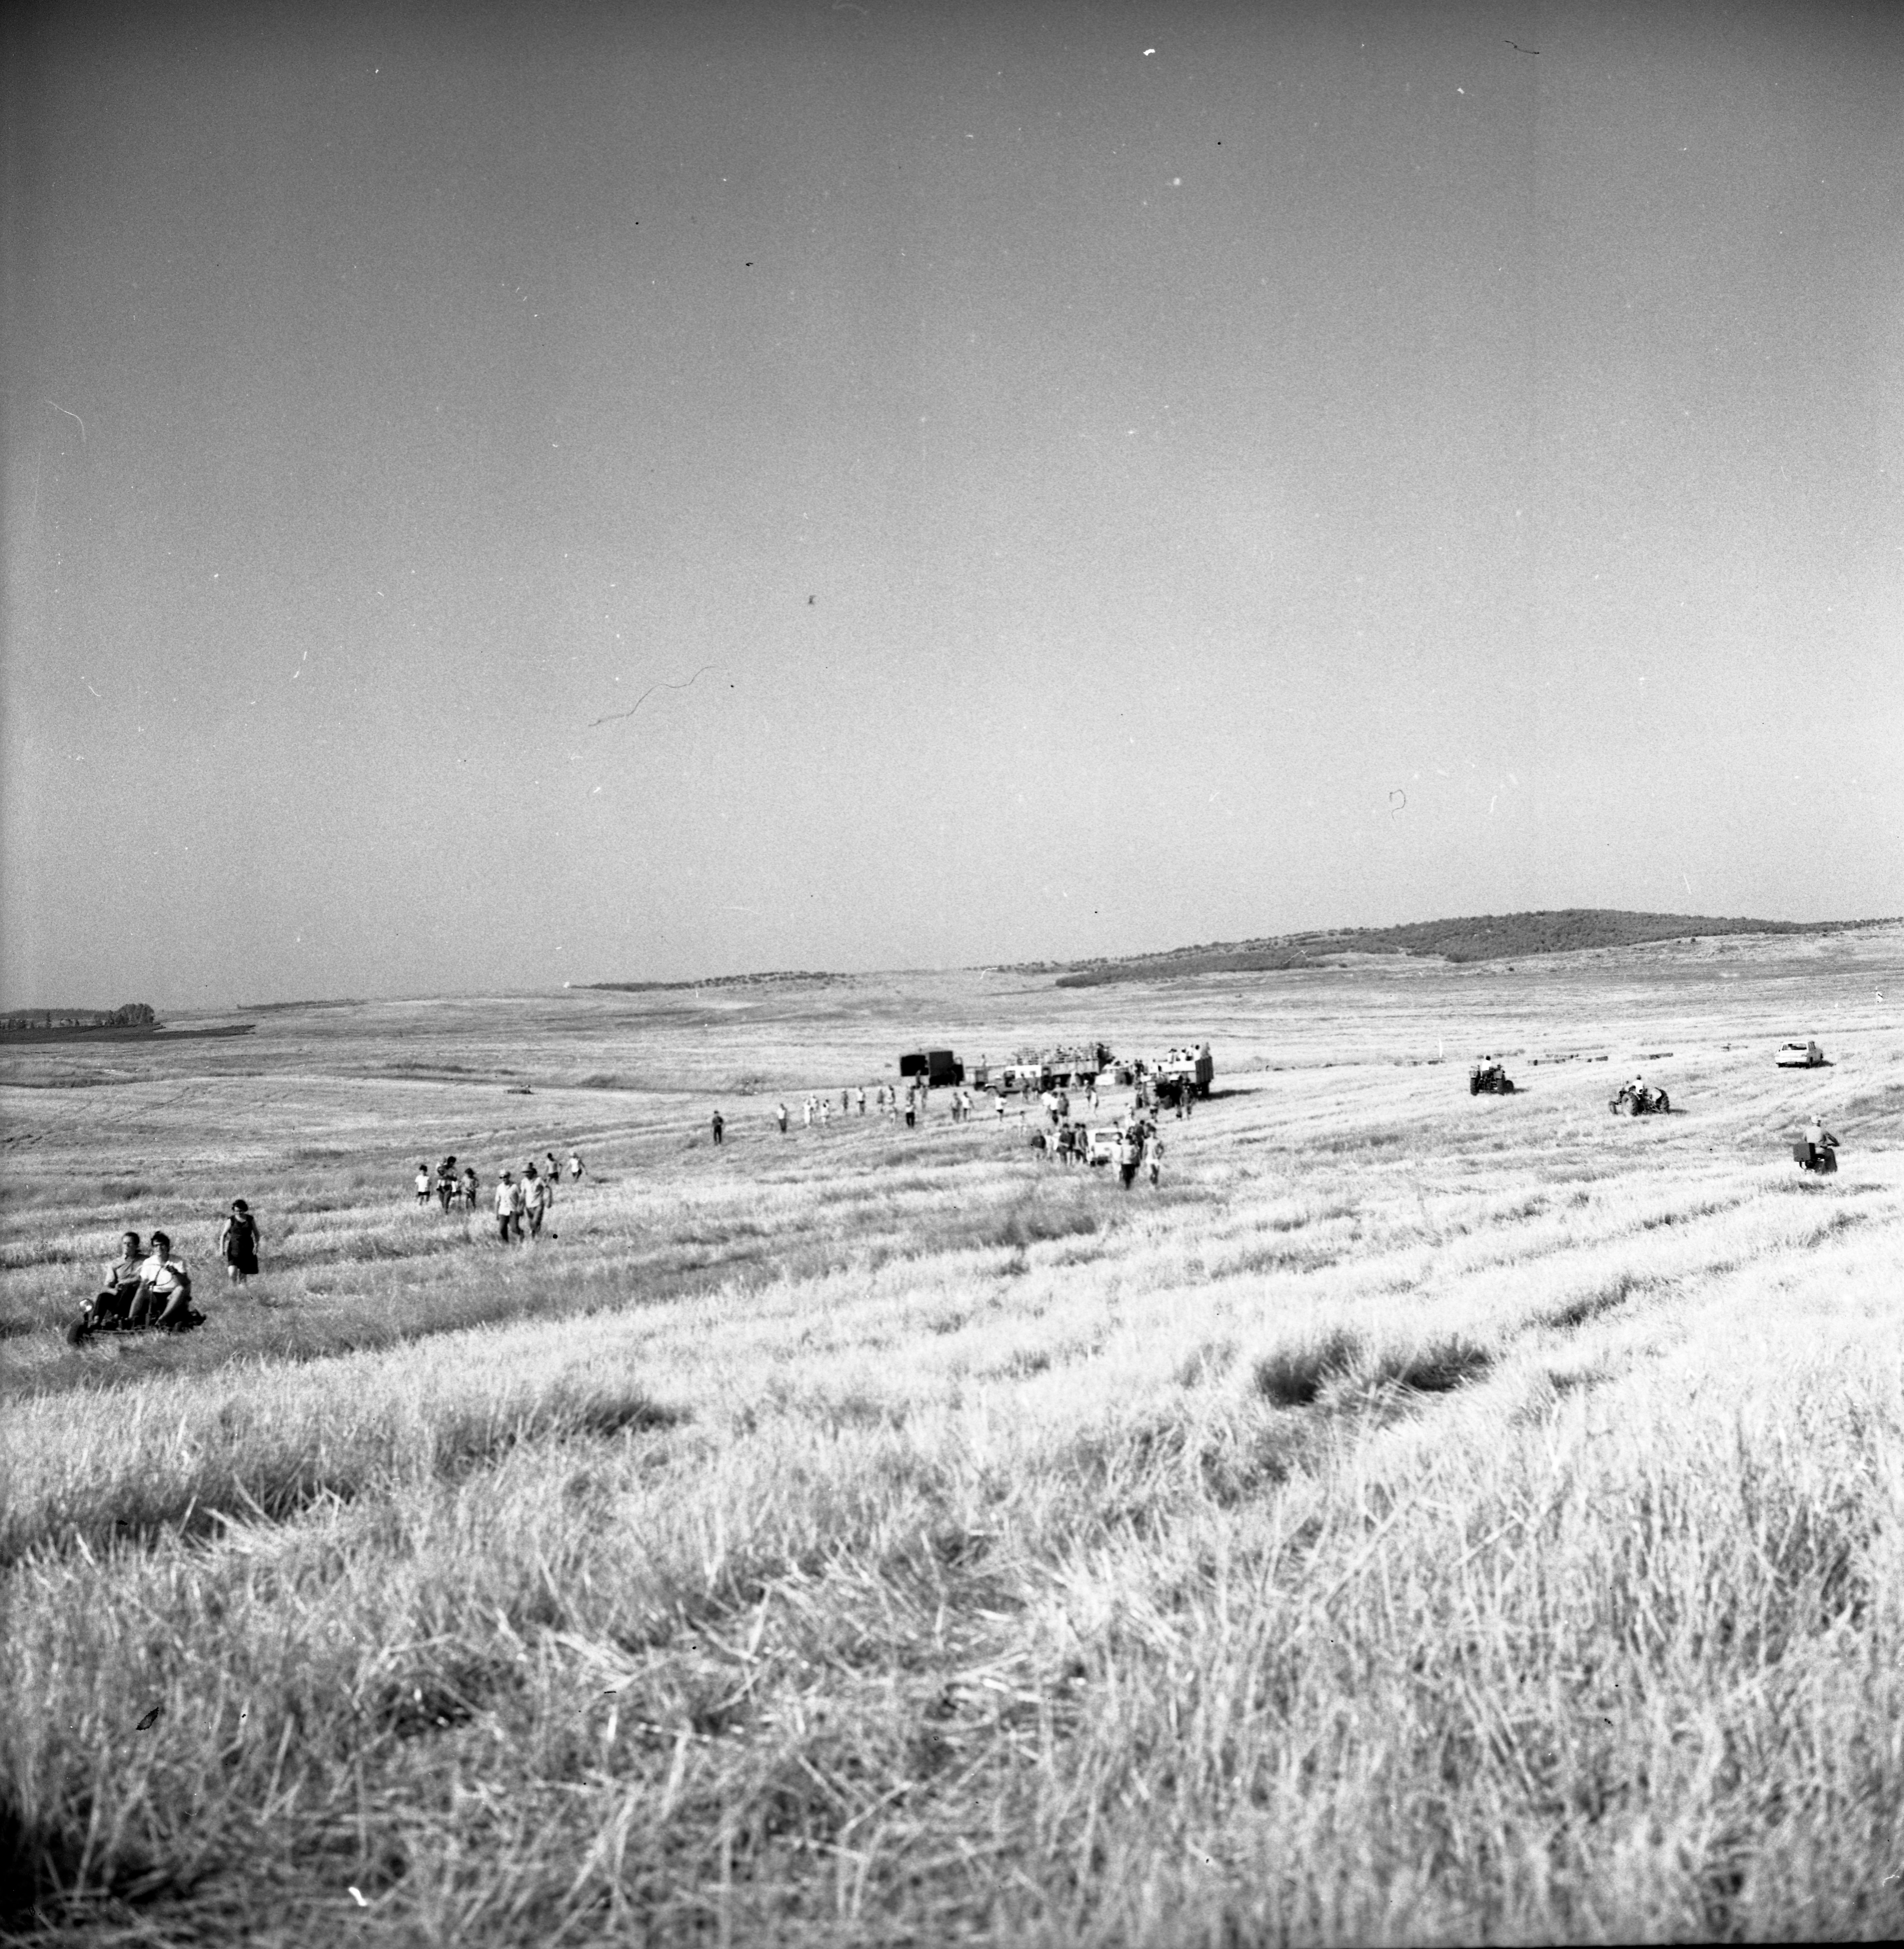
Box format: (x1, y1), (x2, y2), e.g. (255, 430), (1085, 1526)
(128, 1230), (196, 1332)
(90, 1231), (146, 1326)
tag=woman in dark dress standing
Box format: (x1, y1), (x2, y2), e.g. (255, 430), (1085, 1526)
(219, 1199), (260, 1286)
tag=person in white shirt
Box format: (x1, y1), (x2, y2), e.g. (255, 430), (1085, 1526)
(495, 1173), (519, 1243)
(132, 1232), (194, 1331)
(415, 1164), (431, 1206)
(567, 1152), (584, 1181)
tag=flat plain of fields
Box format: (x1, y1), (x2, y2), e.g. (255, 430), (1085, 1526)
(3, 925), (1903, 1945)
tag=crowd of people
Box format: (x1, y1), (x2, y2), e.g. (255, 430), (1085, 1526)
(1032, 1111), (1165, 1186)
(413, 1148), (586, 1243)
(769, 1082), (992, 1132)
(66, 1058), (1851, 1349)
(738, 1074), (1173, 1188)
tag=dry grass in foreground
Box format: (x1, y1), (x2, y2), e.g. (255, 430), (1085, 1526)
(4, 946), (1904, 1943)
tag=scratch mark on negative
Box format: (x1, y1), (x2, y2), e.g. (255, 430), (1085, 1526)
(591, 664), (719, 729)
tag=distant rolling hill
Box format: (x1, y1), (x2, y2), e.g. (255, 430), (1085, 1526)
(1039, 909), (1892, 988)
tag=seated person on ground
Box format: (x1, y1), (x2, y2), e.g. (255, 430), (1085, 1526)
(130, 1231), (195, 1331)
(1798, 1111), (1839, 1170)
(91, 1231), (145, 1325)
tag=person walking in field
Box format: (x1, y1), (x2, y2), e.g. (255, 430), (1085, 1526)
(568, 1151), (584, 1182)
(1145, 1128), (1164, 1188)
(994, 1090), (1006, 1119)
(842, 1088), (851, 1115)
(776, 1100), (790, 1133)
(803, 1097), (813, 1129)
(218, 1200), (260, 1286)
(711, 1109), (725, 1146)
(819, 1097), (831, 1127)
(1116, 1129), (1140, 1190)
(415, 1163), (431, 1206)
(495, 1172), (519, 1243)
(436, 1157), (458, 1213)
(462, 1164), (479, 1211)
(857, 1086), (867, 1115)
(523, 1166), (550, 1239)
(545, 1151), (560, 1188)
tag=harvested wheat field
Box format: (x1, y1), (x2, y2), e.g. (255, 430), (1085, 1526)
(4, 925), (1903, 1945)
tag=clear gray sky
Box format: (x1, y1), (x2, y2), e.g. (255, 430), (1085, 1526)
(4, 0), (1900, 1008)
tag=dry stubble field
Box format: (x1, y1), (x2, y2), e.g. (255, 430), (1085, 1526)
(4, 927), (1903, 1945)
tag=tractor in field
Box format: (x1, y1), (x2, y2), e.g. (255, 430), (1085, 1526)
(1775, 1040), (1828, 1069)
(1469, 1060), (1516, 1095)
(1609, 1080), (1671, 1116)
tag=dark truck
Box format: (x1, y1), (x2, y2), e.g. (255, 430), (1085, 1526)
(899, 1048), (965, 1088)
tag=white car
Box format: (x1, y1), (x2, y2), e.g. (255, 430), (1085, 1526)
(1775, 1040), (1827, 1069)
